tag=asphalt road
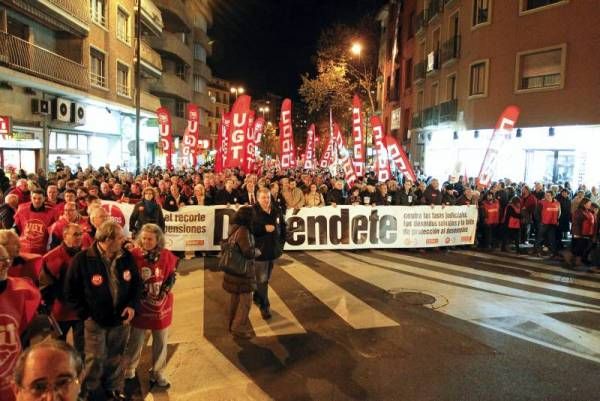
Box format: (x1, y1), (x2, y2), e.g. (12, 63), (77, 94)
(129, 249), (600, 401)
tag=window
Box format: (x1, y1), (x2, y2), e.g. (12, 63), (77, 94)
(116, 7), (130, 44)
(472, 0), (490, 27)
(194, 44), (206, 62)
(431, 82), (440, 106)
(68, 134), (78, 150)
(175, 101), (186, 118)
(180, 32), (188, 45)
(56, 133), (67, 149)
(78, 135), (88, 151)
(469, 60), (489, 97)
(516, 45), (565, 92)
(521, 0), (567, 13)
(176, 63), (186, 80)
(90, 0), (106, 27)
(447, 74), (457, 100)
(193, 74), (205, 92)
(117, 62), (130, 97)
(90, 48), (106, 88)
(417, 90), (424, 112)
(405, 59), (412, 89)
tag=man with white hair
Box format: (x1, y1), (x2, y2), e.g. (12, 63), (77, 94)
(0, 193), (18, 229)
(9, 178), (30, 204)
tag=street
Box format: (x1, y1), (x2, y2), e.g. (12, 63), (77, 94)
(127, 248), (600, 401)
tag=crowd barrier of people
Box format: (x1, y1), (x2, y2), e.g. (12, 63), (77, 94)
(0, 162), (597, 400)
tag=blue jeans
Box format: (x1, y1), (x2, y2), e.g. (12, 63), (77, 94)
(253, 260), (273, 310)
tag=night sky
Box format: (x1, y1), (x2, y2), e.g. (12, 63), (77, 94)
(209, 0), (386, 100)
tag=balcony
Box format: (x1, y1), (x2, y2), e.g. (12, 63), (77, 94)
(193, 91), (214, 111)
(413, 61), (426, 83)
(439, 99), (458, 123)
(0, 32), (88, 91)
(443, 0), (457, 6)
(140, 91), (161, 112)
(193, 28), (212, 56)
(153, 0), (192, 32)
(148, 31), (192, 66)
(137, 40), (163, 78)
(426, 51), (440, 74)
(35, 0), (89, 36)
(414, 11), (427, 36)
(149, 71), (192, 101)
(194, 60), (212, 81)
(441, 35), (460, 66)
(423, 106), (440, 127)
(137, 0), (164, 37)
(412, 112), (423, 129)
(426, 0), (443, 23)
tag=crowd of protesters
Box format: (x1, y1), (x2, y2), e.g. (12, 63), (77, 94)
(0, 160), (597, 400)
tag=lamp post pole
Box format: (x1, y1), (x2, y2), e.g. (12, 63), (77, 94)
(135, 0), (142, 174)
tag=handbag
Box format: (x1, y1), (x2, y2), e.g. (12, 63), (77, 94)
(218, 228), (250, 276)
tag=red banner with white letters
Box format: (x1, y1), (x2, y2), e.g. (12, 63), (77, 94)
(253, 117), (265, 154)
(477, 105), (521, 188)
(304, 124), (316, 170)
(371, 116), (391, 182)
(245, 112), (256, 173)
(385, 135), (416, 182)
(156, 107), (173, 170)
(225, 95), (252, 170)
(351, 95), (365, 177)
(183, 103), (199, 167)
(215, 113), (231, 173)
(319, 135), (334, 168)
(279, 98), (296, 169)
(334, 123), (357, 187)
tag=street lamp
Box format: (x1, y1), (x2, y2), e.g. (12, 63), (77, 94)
(230, 86), (245, 99)
(259, 106), (270, 118)
(351, 42), (363, 57)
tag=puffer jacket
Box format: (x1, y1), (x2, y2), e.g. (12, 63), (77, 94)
(222, 224), (258, 294)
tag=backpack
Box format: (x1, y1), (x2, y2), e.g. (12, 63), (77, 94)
(218, 227), (250, 276)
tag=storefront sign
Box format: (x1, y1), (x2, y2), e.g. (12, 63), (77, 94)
(0, 116), (11, 137)
(391, 108), (402, 130)
(103, 201), (477, 251)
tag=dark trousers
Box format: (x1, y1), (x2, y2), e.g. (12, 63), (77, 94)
(83, 319), (130, 398)
(535, 224), (557, 254)
(501, 227), (520, 252)
(59, 319), (84, 357)
(481, 225), (498, 249)
(253, 260), (273, 311)
(572, 237), (592, 259)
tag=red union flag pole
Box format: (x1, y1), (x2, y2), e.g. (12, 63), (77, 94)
(225, 95), (251, 170)
(334, 123), (357, 187)
(477, 105), (521, 189)
(304, 124), (316, 170)
(156, 107), (173, 170)
(351, 95), (365, 177)
(370, 116), (391, 182)
(385, 135), (417, 182)
(279, 98), (296, 169)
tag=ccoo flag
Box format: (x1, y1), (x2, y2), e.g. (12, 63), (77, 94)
(384, 135), (417, 182)
(370, 116), (391, 182)
(351, 95), (365, 177)
(279, 99), (296, 169)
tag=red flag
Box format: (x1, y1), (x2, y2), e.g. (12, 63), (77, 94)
(279, 98), (296, 169)
(334, 123), (357, 187)
(351, 95), (365, 177)
(225, 95), (252, 170)
(477, 105), (520, 188)
(385, 135), (417, 182)
(245, 112), (256, 173)
(304, 124), (316, 170)
(156, 107), (173, 170)
(253, 117), (265, 154)
(183, 104), (199, 167)
(370, 116), (391, 182)
(319, 136), (334, 168)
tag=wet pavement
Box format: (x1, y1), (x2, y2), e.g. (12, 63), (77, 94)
(129, 249), (600, 401)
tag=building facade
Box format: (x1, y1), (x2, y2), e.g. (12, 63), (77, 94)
(0, 0), (214, 172)
(207, 76), (231, 147)
(378, 0), (600, 185)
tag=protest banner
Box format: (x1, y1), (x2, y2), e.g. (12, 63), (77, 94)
(104, 202), (477, 252)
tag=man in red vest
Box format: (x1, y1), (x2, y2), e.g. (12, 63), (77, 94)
(535, 190), (561, 257)
(480, 191), (500, 249)
(0, 244), (41, 401)
(13, 189), (56, 255)
(48, 201), (90, 249)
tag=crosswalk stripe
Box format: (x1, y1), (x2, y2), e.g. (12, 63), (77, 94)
(248, 285), (306, 337)
(282, 255), (399, 329)
(454, 250), (598, 280)
(312, 251), (600, 363)
(372, 250), (600, 298)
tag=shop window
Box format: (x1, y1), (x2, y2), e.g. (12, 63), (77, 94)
(78, 135), (88, 151)
(472, 0), (491, 27)
(68, 134), (78, 150)
(90, 0), (107, 27)
(57, 133), (67, 149)
(49, 132), (56, 150)
(516, 45), (565, 92)
(116, 7), (130, 44)
(520, 0), (567, 13)
(117, 62), (130, 97)
(469, 60), (489, 97)
(90, 48), (106, 88)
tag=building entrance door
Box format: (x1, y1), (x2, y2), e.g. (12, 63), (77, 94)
(525, 150), (575, 184)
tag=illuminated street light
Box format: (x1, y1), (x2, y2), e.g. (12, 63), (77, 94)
(351, 42), (363, 57)
(230, 86), (245, 99)
(259, 106), (270, 118)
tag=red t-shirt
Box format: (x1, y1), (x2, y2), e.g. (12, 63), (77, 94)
(13, 205), (56, 255)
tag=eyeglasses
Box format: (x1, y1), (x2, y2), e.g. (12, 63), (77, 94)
(22, 376), (79, 397)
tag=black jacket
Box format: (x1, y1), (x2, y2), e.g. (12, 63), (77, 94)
(394, 189), (415, 206)
(215, 189), (239, 205)
(421, 186), (442, 205)
(251, 204), (286, 261)
(326, 188), (346, 205)
(65, 243), (142, 327)
(129, 200), (165, 234)
(163, 194), (188, 212)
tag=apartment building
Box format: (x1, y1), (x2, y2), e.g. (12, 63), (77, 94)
(0, 0), (214, 172)
(207, 76), (231, 147)
(378, 0), (600, 185)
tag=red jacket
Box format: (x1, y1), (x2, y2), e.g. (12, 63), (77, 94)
(8, 253), (43, 285)
(540, 200), (560, 226)
(520, 194), (538, 218)
(13, 204), (56, 255)
(131, 248), (178, 330)
(49, 216), (91, 249)
(41, 244), (79, 321)
(482, 200), (500, 225)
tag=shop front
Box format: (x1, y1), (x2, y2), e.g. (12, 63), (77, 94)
(0, 124), (43, 173)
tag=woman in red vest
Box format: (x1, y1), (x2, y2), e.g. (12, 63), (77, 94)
(568, 198), (595, 271)
(501, 197), (522, 253)
(480, 191), (500, 250)
(124, 224), (178, 389)
(535, 191), (561, 258)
